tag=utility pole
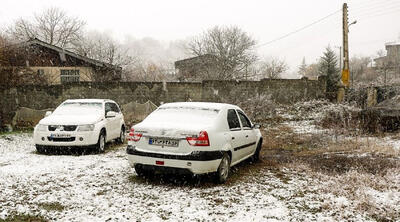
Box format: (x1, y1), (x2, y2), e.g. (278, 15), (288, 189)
(342, 3), (350, 87)
(338, 3), (356, 102)
(339, 46), (342, 70)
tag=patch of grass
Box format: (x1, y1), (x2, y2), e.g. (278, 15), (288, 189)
(0, 213), (47, 222)
(272, 170), (291, 184)
(0, 129), (33, 136)
(261, 126), (324, 151)
(96, 190), (107, 196)
(37, 202), (65, 212)
(104, 141), (126, 153)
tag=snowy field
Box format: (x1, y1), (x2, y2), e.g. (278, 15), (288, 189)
(1, 101), (400, 221)
(1, 130), (399, 221)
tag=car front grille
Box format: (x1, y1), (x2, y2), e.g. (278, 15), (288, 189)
(48, 125), (77, 131)
(47, 137), (76, 142)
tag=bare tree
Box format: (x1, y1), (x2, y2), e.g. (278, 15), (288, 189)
(7, 7), (85, 49)
(187, 26), (257, 80)
(74, 31), (136, 81)
(258, 58), (288, 79)
(304, 63), (320, 79)
(76, 31), (133, 67)
(125, 58), (174, 82)
(349, 55), (371, 86)
(298, 57), (307, 77)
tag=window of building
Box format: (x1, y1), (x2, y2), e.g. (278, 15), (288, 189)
(60, 70), (80, 83)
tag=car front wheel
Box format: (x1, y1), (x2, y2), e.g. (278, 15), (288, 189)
(36, 145), (46, 154)
(96, 131), (106, 153)
(215, 153), (231, 184)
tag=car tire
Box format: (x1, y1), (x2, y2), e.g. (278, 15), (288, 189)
(36, 145), (46, 154)
(96, 130), (106, 153)
(135, 165), (148, 177)
(214, 153), (231, 184)
(117, 126), (125, 144)
(252, 139), (262, 163)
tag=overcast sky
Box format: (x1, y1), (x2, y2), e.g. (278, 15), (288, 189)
(1, 0), (399, 77)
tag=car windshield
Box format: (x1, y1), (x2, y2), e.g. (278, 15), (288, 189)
(53, 102), (103, 115)
(144, 107), (219, 125)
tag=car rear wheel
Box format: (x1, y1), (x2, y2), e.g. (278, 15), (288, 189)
(215, 153), (230, 184)
(117, 126), (125, 144)
(96, 131), (106, 153)
(252, 139), (262, 162)
(135, 165), (150, 177)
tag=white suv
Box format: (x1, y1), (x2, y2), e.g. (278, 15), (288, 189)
(34, 99), (125, 153)
(126, 102), (262, 183)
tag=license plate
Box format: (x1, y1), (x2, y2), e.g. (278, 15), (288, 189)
(149, 138), (179, 147)
(50, 133), (71, 138)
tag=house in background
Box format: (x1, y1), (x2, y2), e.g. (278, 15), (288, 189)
(374, 42), (400, 69)
(0, 38), (121, 84)
(174, 54), (218, 81)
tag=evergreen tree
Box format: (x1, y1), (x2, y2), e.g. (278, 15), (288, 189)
(319, 46), (340, 93)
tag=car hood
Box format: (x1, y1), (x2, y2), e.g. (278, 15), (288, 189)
(39, 113), (103, 125)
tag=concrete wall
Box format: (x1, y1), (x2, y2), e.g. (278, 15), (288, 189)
(0, 78), (326, 128)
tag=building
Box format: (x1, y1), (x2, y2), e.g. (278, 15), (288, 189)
(174, 54), (218, 81)
(374, 42), (400, 68)
(0, 38), (121, 85)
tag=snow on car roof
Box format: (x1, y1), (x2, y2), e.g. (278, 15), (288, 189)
(64, 99), (113, 103)
(159, 102), (239, 111)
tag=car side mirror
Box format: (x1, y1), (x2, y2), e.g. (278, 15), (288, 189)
(252, 124), (260, 129)
(106, 111), (117, 118)
(45, 111), (52, 117)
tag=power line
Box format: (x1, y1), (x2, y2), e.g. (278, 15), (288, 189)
(351, 0), (399, 13)
(256, 9), (341, 48)
(351, 2), (400, 17)
(356, 8), (400, 21)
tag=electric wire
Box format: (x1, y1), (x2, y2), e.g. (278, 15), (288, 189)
(256, 9), (341, 48)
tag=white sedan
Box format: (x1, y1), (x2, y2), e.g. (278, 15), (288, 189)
(126, 102), (262, 183)
(34, 99), (126, 153)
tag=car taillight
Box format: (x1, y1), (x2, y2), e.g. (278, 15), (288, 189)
(128, 128), (142, 142)
(186, 131), (210, 146)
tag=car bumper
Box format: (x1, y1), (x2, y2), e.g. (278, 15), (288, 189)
(126, 145), (223, 174)
(33, 130), (99, 147)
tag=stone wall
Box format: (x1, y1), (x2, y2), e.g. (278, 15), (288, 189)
(0, 78), (326, 128)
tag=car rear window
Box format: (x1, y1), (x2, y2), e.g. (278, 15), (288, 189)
(144, 107), (219, 125)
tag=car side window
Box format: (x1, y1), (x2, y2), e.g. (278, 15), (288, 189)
(227, 109), (241, 130)
(110, 103), (120, 113)
(237, 110), (252, 128)
(105, 102), (112, 115)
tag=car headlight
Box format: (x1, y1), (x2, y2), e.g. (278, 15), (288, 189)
(36, 124), (47, 131)
(77, 124), (95, 131)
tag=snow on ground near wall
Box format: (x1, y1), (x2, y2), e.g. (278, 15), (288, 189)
(0, 134), (296, 221)
(0, 133), (398, 221)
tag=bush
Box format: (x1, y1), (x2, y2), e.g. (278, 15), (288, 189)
(219, 89), (276, 124)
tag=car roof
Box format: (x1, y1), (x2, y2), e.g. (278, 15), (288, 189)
(159, 102), (240, 111)
(63, 99), (115, 103)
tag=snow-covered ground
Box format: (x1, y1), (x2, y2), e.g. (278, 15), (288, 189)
(1, 132), (399, 221)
